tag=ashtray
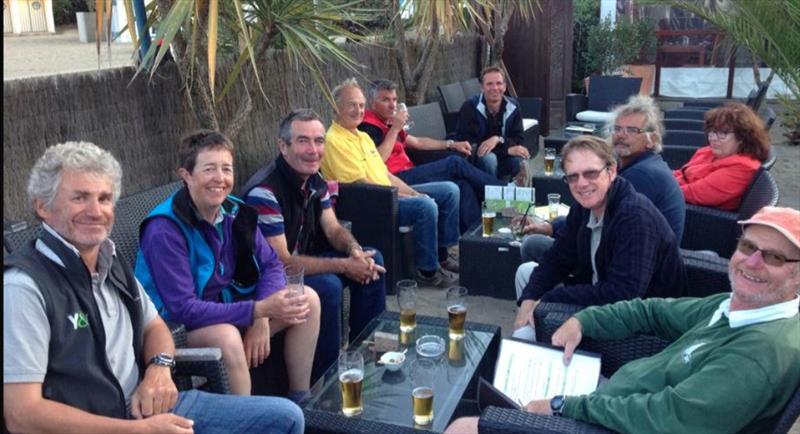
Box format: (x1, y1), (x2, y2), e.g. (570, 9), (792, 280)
(416, 335), (445, 358)
(379, 351), (406, 372)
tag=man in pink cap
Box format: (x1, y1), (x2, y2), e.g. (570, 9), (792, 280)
(447, 206), (800, 433)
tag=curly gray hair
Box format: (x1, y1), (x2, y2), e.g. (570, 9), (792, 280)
(27, 141), (122, 212)
(608, 95), (665, 153)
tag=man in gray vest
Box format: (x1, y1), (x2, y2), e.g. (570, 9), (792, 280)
(4, 142), (303, 433)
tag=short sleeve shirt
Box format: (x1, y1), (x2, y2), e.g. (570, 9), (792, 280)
(321, 121), (392, 186)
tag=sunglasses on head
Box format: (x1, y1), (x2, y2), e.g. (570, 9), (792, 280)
(736, 237), (800, 267)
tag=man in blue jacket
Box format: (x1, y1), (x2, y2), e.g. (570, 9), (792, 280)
(455, 65), (528, 181)
(513, 136), (686, 332)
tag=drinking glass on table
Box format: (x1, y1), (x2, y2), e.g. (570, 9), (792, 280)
(338, 351), (364, 417)
(396, 279), (418, 332)
(410, 358), (436, 426)
(481, 202), (496, 237)
(446, 286), (468, 340)
(548, 193), (561, 221)
(544, 147), (557, 176)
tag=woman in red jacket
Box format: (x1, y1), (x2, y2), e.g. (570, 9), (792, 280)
(673, 102), (770, 211)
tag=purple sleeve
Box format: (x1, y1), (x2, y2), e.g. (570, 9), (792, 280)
(253, 225), (286, 299)
(140, 217), (256, 330)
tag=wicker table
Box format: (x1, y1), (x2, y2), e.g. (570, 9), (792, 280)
(458, 216), (522, 300)
(303, 311), (501, 433)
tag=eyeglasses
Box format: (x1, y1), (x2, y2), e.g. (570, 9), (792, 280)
(707, 131), (733, 140)
(736, 237), (800, 267)
(562, 165), (610, 184)
(612, 125), (647, 136)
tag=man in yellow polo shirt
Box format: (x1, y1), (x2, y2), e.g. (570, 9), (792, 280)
(321, 78), (459, 287)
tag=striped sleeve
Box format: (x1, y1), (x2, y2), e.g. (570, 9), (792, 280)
(244, 185), (285, 237)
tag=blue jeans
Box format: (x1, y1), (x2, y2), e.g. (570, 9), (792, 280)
(305, 248), (386, 380)
(477, 152), (523, 180)
(174, 389), (303, 434)
(398, 181), (460, 271)
(520, 217), (564, 262)
(397, 156), (503, 234)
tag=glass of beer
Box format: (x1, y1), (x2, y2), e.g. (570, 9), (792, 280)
(482, 202), (495, 237)
(338, 351), (364, 417)
(548, 193), (561, 221)
(410, 358), (436, 425)
(396, 280), (417, 332)
(544, 147), (557, 176)
(446, 286), (468, 340)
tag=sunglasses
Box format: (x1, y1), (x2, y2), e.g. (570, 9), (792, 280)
(736, 237), (800, 267)
(562, 165), (610, 185)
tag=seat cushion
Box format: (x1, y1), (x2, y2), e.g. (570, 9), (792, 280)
(576, 110), (614, 123)
(523, 118), (539, 130)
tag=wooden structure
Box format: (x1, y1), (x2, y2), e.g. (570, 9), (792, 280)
(503, 0), (574, 135)
(4, 0), (55, 34)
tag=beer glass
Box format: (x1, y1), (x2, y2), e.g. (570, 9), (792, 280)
(481, 202), (495, 237)
(544, 147), (557, 176)
(397, 102), (415, 131)
(284, 264), (304, 296)
(446, 286), (468, 340)
(338, 351), (364, 417)
(548, 193), (561, 222)
(410, 358), (436, 425)
(396, 280), (418, 332)
(284, 264), (305, 320)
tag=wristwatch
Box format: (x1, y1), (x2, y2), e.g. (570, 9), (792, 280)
(446, 139), (454, 150)
(550, 395), (566, 416)
(148, 352), (176, 369)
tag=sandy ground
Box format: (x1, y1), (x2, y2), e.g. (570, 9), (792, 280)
(3, 25), (136, 79)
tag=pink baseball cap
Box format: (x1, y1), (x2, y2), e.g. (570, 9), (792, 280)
(738, 206), (800, 250)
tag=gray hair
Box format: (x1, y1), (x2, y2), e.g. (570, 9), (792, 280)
(332, 77), (362, 106)
(278, 109), (324, 144)
(28, 141), (123, 212)
(608, 95), (664, 153)
(366, 79), (398, 105)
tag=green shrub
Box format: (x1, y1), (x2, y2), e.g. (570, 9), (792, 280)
(583, 17), (657, 77)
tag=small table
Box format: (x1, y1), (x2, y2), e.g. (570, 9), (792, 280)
(543, 122), (602, 153)
(304, 311), (501, 433)
(459, 216), (523, 300)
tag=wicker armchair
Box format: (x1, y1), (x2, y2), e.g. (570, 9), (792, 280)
(565, 76), (642, 125)
(483, 295), (800, 434)
(404, 102), (464, 166)
(681, 167), (779, 257)
(3, 183), (231, 395)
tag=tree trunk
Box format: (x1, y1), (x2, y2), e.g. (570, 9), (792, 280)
(392, 0), (440, 106)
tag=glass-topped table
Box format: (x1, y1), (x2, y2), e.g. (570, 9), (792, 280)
(303, 311), (501, 434)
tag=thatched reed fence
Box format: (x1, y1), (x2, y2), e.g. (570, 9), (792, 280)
(3, 35), (480, 224)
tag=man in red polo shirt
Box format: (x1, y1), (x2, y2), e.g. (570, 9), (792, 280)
(358, 79), (505, 234)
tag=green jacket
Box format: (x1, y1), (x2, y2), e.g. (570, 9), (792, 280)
(564, 293), (800, 434)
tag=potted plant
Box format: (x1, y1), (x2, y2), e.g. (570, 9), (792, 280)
(75, 0), (96, 43)
(583, 17), (657, 94)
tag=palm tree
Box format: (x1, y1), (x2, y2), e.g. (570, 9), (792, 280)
(388, 0), (537, 104)
(119, 0), (369, 139)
